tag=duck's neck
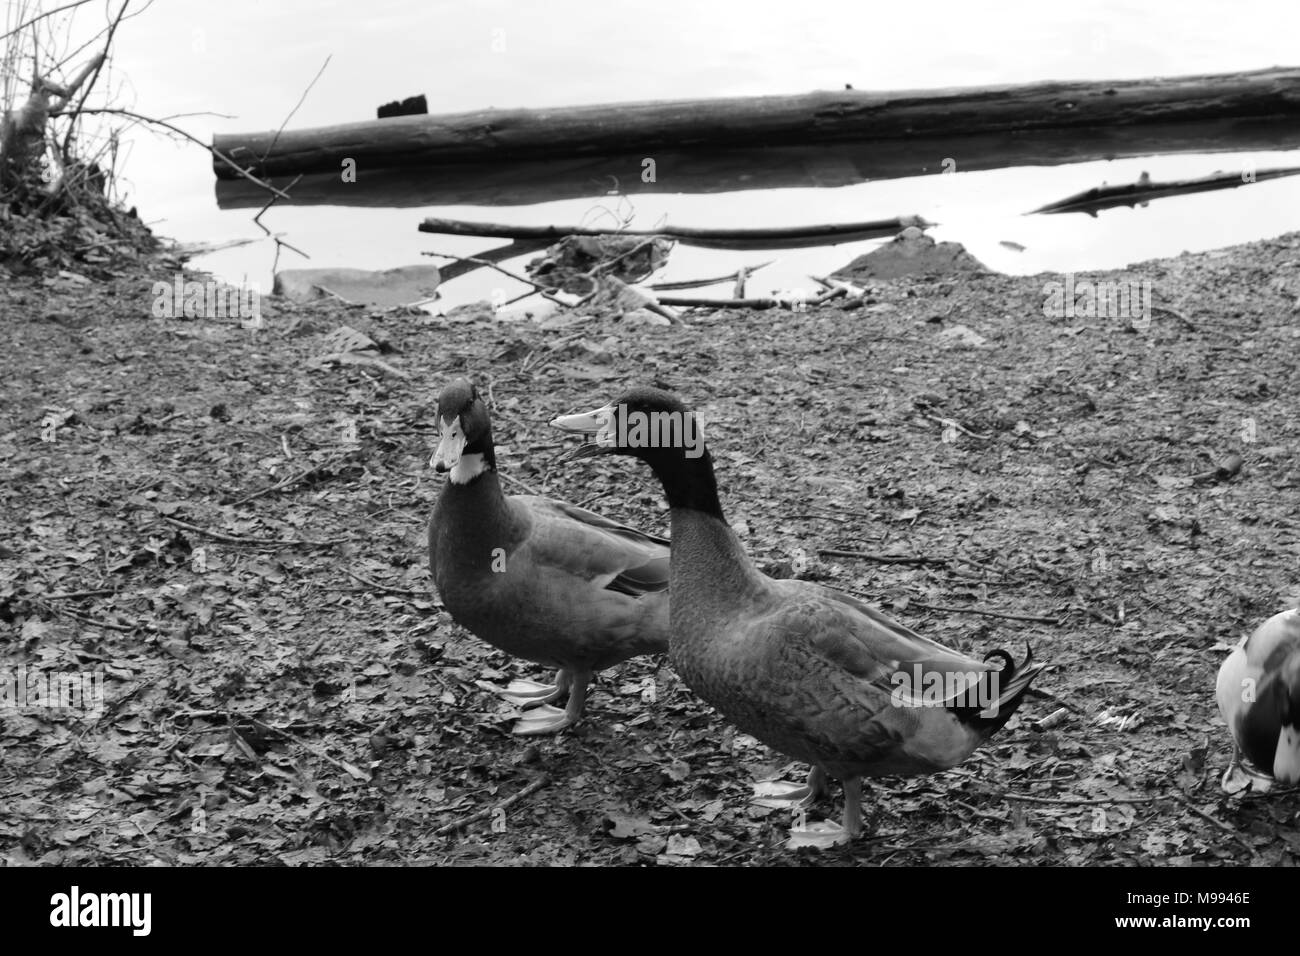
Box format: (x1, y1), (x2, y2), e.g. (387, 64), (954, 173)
(436, 449), (520, 568)
(648, 448), (768, 603)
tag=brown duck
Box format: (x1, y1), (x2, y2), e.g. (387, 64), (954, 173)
(428, 378), (669, 734)
(553, 386), (1044, 837)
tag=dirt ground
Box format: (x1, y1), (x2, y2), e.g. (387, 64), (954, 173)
(2, 230), (1299, 866)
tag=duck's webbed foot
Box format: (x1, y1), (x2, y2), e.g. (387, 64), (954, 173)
(752, 766), (830, 809)
(495, 669), (572, 707)
(511, 670), (589, 735)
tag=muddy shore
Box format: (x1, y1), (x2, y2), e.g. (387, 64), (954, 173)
(2, 230), (1298, 865)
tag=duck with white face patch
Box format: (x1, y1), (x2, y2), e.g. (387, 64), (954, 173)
(553, 386), (1045, 846)
(427, 378), (671, 735)
(1216, 608), (1300, 792)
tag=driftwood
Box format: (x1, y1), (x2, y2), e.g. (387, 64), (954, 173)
(657, 286), (851, 311)
(213, 68), (1300, 185)
(649, 261), (773, 291)
(417, 215), (923, 250)
(1028, 165), (1300, 215)
(217, 113), (1300, 210)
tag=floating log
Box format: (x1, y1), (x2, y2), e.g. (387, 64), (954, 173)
(1028, 165), (1300, 215)
(416, 215), (926, 251)
(213, 68), (1300, 182)
(214, 120), (1300, 210)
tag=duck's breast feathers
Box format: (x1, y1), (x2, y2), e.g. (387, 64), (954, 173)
(513, 496), (670, 597)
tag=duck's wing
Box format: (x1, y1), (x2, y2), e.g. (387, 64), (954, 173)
(753, 588), (1034, 771)
(809, 584), (996, 678)
(513, 496), (669, 598)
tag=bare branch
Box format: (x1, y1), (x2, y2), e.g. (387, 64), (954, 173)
(0, 0), (97, 43)
(61, 107), (294, 200)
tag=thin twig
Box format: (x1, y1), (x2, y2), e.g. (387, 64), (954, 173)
(160, 514), (346, 548)
(0, 0), (96, 41)
(226, 455), (350, 506)
(341, 567), (428, 598)
(33, 600), (132, 631)
(65, 108), (293, 199)
(922, 413), (991, 440)
(422, 252), (571, 308)
(650, 260), (773, 292)
(1177, 795), (1256, 853)
(258, 55), (331, 162)
(998, 792), (1165, 806)
(246, 718), (370, 782)
(435, 775), (550, 836)
(908, 601), (1061, 625)
(819, 548), (949, 566)
(58, 0), (130, 158)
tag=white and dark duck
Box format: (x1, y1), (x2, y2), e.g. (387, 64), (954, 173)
(552, 386), (1045, 843)
(1216, 608), (1300, 792)
(427, 378), (670, 734)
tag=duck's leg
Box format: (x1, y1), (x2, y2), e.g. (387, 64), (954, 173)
(1220, 743), (1242, 791)
(842, 777), (864, 837)
(752, 765), (830, 808)
(511, 669), (590, 735)
(1220, 742), (1270, 793)
(496, 668), (571, 707)
(784, 770), (854, 849)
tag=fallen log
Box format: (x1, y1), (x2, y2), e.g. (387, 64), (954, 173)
(213, 68), (1300, 182)
(417, 215), (925, 250)
(215, 120), (1300, 209)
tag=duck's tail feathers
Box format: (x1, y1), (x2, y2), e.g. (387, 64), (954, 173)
(950, 643), (1045, 736)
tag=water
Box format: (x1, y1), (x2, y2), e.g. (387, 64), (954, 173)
(60, 0), (1300, 308)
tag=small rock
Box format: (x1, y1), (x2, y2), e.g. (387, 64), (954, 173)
(936, 324), (988, 348)
(442, 301), (495, 324)
(623, 308), (671, 327)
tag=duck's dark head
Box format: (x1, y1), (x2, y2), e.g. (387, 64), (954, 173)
(550, 386), (705, 465)
(432, 377), (495, 483)
(551, 387), (721, 515)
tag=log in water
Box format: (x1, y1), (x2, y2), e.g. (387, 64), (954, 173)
(212, 68), (1300, 182)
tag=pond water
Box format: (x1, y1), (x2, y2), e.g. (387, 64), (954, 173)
(69, 0), (1300, 310)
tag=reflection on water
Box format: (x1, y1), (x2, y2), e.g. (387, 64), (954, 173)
(76, 0), (1300, 307)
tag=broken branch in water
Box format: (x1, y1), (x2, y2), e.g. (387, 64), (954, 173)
(418, 215), (927, 250)
(649, 260), (774, 292)
(420, 251), (578, 309)
(657, 285), (851, 311)
(1028, 165), (1300, 216)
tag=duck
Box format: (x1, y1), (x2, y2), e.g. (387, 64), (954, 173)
(551, 386), (1044, 839)
(427, 378), (670, 734)
(1215, 607), (1300, 791)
